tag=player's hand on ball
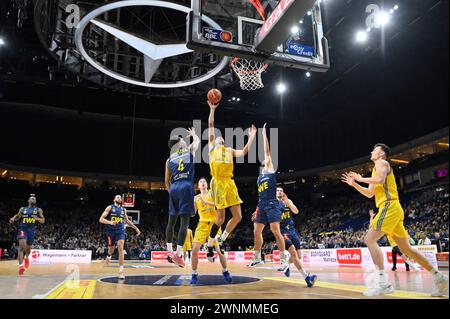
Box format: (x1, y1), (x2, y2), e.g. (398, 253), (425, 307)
(207, 100), (219, 110)
(341, 172), (355, 187)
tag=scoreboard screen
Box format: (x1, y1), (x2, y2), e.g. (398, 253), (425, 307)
(123, 193), (135, 208)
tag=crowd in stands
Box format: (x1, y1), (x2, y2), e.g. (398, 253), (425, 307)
(1, 177), (449, 260)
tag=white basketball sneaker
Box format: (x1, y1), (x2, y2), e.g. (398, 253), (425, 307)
(363, 271), (394, 297)
(431, 272), (449, 297)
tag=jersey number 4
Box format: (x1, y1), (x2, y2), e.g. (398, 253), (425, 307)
(178, 160), (185, 172)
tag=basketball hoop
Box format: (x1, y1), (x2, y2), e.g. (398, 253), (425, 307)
(231, 58), (268, 91)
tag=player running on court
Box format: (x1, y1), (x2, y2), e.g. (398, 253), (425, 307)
(99, 195), (141, 280)
(249, 123), (289, 272)
(369, 209), (419, 272)
(275, 187), (317, 287)
(9, 194), (45, 275)
(205, 99), (257, 261)
(165, 128), (200, 268)
(191, 178), (232, 285)
(342, 143), (448, 297)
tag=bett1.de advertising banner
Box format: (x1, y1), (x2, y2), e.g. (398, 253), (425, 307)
(30, 249), (92, 264)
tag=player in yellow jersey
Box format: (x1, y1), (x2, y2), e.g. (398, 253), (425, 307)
(183, 228), (193, 266)
(205, 100), (257, 262)
(190, 178), (232, 285)
(342, 143), (448, 297)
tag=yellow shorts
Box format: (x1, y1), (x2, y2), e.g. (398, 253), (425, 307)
(371, 200), (408, 239)
(387, 235), (398, 248)
(210, 178), (243, 210)
(193, 221), (222, 245)
(183, 244), (192, 252)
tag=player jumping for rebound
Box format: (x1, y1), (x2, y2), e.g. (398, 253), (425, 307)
(342, 143), (448, 297)
(191, 178), (232, 285)
(9, 194), (45, 275)
(165, 128), (200, 268)
(205, 100), (257, 261)
(249, 124), (290, 272)
(275, 187), (317, 287)
(99, 195), (141, 280)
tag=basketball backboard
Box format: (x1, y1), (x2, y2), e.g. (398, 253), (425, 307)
(187, 0), (330, 72)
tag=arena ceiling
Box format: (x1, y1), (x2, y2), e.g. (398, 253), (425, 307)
(0, 0), (448, 177)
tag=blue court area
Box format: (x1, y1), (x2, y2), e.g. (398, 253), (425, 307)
(100, 275), (261, 286)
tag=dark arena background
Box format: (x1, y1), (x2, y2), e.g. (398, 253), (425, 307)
(0, 0), (448, 312)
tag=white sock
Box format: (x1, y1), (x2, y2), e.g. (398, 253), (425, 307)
(281, 250), (288, 263)
(193, 270), (198, 275)
(299, 268), (308, 278)
(176, 245), (183, 257)
(119, 266), (124, 272)
(222, 231), (229, 242)
(106, 255), (112, 260)
(222, 268), (228, 273)
(255, 250), (261, 260)
(167, 243), (173, 252)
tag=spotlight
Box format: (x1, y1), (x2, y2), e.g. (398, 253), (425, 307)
(277, 83), (287, 94)
(306, 72), (311, 78)
(375, 11), (390, 27)
(307, 11), (312, 16)
(0, 38), (5, 46)
(291, 26), (300, 35)
(394, 5), (399, 10)
(299, 19), (304, 24)
(355, 30), (368, 43)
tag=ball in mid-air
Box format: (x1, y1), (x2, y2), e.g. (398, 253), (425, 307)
(207, 89), (222, 105)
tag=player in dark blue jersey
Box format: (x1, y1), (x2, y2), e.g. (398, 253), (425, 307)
(165, 127), (200, 268)
(248, 124), (289, 272)
(9, 194), (45, 275)
(277, 187), (317, 287)
(99, 195), (141, 280)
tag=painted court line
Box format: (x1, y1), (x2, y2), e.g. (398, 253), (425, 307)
(262, 277), (442, 299)
(34, 280), (96, 299)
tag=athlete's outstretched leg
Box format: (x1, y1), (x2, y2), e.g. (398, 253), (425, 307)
(248, 223), (265, 267)
(176, 215), (190, 258)
(18, 239), (26, 274)
(207, 209), (225, 247)
(393, 236), (448, 296)
(222, 205), (242, 241)
(117, 239), (125, 279)
(166, 215), (178, 253)
(216, 245), (232, 283)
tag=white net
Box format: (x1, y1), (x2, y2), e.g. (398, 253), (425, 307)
(231, 58), (268, 91)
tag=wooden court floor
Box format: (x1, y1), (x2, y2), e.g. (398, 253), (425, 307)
(0, 260), (448, 299)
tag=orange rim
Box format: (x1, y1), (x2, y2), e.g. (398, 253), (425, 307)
(231, 58), (268, 75)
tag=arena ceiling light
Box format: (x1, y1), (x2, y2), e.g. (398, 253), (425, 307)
(375, 11), (391, 27)
(0, 38), (5, 46)
(74, 0), (230, 89)
(355, 30), (368, 43)
(277, 83), (287, 94)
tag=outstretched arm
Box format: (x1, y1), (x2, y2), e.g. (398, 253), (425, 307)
(165, 159), (171, 193)
(283, 195), (299, 214)
(9, 207), (24, 224)
(233, 125), (257, 158)
(124, 210), (141, 236)
(262, 123), (274, 172)
(208, 101), (219, 151)
(341, 173), (375, 199)
(188, 127), (200, 155)
(350, 160), (390, 185)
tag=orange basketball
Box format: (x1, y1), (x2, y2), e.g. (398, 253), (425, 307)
(207, 89), (222, 105)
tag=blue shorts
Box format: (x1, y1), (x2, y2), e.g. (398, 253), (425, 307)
(106, 228), (126, 246)
(17, 227), (35, 245)
(255, 200), (282, 225)
(169, 181), (195, 216)
(282, 228), (301, 250)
